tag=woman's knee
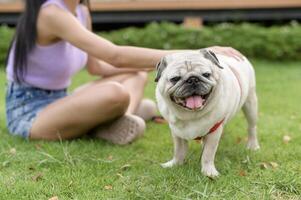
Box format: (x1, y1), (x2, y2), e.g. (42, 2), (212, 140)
(136, 72), (148, 86)
(96, 82), (130, 113)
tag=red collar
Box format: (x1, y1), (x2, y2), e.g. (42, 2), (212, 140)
(194, 66), (242, 141)
(194, 118), (225, 141)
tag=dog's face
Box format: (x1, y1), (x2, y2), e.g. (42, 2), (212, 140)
(155, 50), (223, 112)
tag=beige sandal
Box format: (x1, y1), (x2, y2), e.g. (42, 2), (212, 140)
(135, 99), (157, 121)
(92, 115), (145, 145)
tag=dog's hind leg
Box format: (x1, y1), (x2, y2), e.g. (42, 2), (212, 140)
(161, 135), (188, 168)
(243, 88), (260, 150)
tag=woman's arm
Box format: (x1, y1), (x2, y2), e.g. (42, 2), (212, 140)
(38, 5), (168, 69)
(81, 5), (153, 77)
(87, 58), (152, 77)
(38, 5), (243, 70)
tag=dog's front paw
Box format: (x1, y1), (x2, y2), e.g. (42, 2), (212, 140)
(247, 138), (260, 151)
(161, 159), (179, 168)
(201, 164), (219, 178)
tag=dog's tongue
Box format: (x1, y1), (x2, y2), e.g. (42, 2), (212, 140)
(185, 96), (204, 109)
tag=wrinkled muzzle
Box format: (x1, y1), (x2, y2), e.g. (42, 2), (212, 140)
(170, 76), (213, 110)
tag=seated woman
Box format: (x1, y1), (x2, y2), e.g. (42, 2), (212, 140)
(5, 0), (242, 144)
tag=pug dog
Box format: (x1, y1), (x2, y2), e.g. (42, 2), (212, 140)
(155, 49), (260, 177)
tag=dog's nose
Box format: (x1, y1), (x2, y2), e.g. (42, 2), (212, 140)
(186, 76), (200, 84)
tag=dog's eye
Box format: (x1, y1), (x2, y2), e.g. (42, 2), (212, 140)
(170, 76), (181, 83)
(202, 73), (211, 78)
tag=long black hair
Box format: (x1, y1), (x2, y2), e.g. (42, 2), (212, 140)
(6, 0), (90, 83)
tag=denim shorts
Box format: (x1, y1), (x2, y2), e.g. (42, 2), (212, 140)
(5, 82), (67, 138)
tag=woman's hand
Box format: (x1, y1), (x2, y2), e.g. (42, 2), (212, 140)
(207, 46), (244, 61)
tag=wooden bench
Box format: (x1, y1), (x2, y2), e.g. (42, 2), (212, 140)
(0, 0), (301, 12)
(0, 0), (300, 27)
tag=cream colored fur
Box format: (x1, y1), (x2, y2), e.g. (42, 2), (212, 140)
(156, 51), (260, 177)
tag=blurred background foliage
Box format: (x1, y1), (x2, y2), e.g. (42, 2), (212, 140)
(1, 22), (301, 68)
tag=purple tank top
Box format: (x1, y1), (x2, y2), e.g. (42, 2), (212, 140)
(6, 0), (88, 90)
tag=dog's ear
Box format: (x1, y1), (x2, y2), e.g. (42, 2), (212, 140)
(200, 49), (224, 69)
(155, 57), (168, 82)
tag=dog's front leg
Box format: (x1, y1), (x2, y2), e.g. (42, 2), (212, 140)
(161, 135), (188, 168)
(201, 127), (223, 177)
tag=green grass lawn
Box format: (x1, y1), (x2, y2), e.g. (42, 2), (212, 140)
(0, 60), (301, 199)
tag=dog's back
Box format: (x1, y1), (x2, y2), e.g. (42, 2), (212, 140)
(217, 55), (256, 113)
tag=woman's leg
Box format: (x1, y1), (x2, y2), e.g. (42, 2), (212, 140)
(30, 72), (148, 141)
(74, 72), (148, 114)
(30, 82), (130, 140)
(122, 72), (148, 114)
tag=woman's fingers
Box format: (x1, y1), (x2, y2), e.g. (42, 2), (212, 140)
(228, 47), (244, 61)
(209, 46), (244, 61)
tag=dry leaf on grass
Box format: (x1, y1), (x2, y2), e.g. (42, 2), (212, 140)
(283, 135), (291, 144)
(48, 196), (59, 200)
(35, 144), (42, 150)
(242, 156), (250, 164)
(9, 148), (16, 155)
(236, 137), (247, 144)
(2, 161), (10, 167)
(259, 162), (269, 169)
(116, 173), (124, 178)
(259, 162), (279, 170)
(120, 164), (131, 171)
(32, 173), (43, 181)
(236, 137), (242, 144)
(104, 185), (113, 190)
(269, 162), (279, 169)
(239, 170), (247, 176)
